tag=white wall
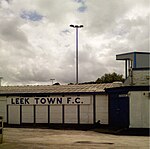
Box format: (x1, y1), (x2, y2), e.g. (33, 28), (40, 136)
(133, 70), (150, 86)
(65, 105), (77, 123)
(129, 91), (150, 128)
(8, 105), (20, 124)
(50, 105), (62, 123)
(36, 106), (48, 123)
(0, 94), (109, 125)
(22, 106), (34, 123)
(96, 95), (108, 124)
(0, 96), (7, 122)
(80, 95), (93, 124)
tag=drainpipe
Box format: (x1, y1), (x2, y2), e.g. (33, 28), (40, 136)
(129, 60), (133, 85)
(133, 52), (136, 68)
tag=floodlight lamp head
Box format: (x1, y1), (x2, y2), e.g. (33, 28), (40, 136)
(70, 24), (74, 28)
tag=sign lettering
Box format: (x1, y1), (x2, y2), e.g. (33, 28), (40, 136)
(7, 96), (91, 105)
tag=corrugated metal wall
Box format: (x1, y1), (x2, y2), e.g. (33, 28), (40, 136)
(0, 94), (108, 125)
(0, 97), (7, 122)
(96, 95), (108, 124)
(129, 91), (150, 128)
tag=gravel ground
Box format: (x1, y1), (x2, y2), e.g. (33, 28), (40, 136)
(0, 128), (149, 149)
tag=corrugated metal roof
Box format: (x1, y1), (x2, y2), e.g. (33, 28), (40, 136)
(0, 83), (116, 95)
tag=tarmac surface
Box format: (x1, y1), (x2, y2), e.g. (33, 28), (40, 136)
(0, 128), (149, 149)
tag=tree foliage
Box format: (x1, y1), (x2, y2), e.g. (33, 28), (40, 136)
(68, 72), (124, 85)
(79, 81), (96, 85)
(53, 82), (60, 85)
(96, 72), (124, 83)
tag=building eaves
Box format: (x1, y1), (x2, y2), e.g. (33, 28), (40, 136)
(0, 83), (115, 95)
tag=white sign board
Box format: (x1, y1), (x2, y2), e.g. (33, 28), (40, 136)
(7, 96), (91, 105)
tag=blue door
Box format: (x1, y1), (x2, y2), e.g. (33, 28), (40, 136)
(109, 93), (129, 128)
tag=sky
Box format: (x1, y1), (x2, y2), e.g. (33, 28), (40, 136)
(0, 0), (149, 85)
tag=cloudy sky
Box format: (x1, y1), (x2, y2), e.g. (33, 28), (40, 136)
(0, 0), (149, 85)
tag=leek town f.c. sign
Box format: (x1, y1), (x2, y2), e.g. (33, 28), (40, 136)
(7, 96), (91, 105)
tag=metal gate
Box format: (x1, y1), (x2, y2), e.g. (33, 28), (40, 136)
(109, 93), (129, 128)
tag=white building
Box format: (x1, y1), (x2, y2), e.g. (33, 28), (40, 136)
(106, 51), (150, 129)
(0, 83), (118, 128)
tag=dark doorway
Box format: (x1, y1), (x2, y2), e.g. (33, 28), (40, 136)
(109, 93), (129, 128)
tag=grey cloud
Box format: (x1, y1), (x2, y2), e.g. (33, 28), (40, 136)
(113, 14), (149, 52)
(79, 0), (149, 36)
(35, 0), (78, 24)
(0, 19), (28, 43)
(78, 44), (109, 82)
(0, 0), (149, 85)
(84, 1), (128, 34)
(20, 10), (43, 21)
